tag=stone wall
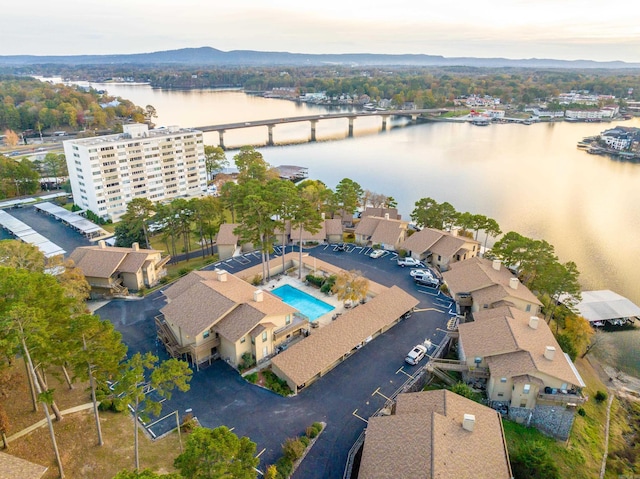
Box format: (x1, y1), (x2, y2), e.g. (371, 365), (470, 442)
(508, 404), (576, 440)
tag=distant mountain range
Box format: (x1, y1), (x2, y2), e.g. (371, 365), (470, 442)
(1, 46), (639, 69)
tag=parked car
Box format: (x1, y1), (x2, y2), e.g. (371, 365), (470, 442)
(405, 344), (428, 365)
(409, 268), (433, 278)
(369, 249), (385, 259)
(397, 257), (425, 268)
(414, 275), (439, 288)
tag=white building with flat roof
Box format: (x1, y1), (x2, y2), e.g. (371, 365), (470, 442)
(63, 124), (207, 221)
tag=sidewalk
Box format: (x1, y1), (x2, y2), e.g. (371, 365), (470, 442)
(5, 403), (95, 445)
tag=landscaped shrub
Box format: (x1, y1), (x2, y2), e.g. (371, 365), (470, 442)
(306, 425), (318, 438)
(595, 390), (608, 403)
(240, 352), (256, 371)
(245, 372), (258, 384)
(250, 274), (262, 286)
(312, 422), (323, 434)
(300, 436), (310, 447)
(305, 274), (324, 288)
(282, 437), (305, 462)
(397, 248), (408, 258)
(320, 275), (337, 294)
(178, 267), (191, 276)
(180, 413), (197, 432)
(275, 457), (293, 479)
(263, 370), (293, 396)
(577, 407), (586, 417)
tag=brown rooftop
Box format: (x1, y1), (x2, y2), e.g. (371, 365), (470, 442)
(358, 390), (512, 479)
(271, 286), (418, 388)
(69, 244), (162, 278)
(216, 223), (240, 245)
(459, 307), (584, 386)
(0, 452), (48, 479)
(443, 257), (541, 307)
(160, 270), (296, 339)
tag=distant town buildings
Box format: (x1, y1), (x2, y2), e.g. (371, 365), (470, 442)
(63, 124), (207, 221)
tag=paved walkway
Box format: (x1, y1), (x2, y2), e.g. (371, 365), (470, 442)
(599, 391), (615, 479)
(6, 403), (95, 444)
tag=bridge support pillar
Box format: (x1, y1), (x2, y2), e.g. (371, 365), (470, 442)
(218, 130), (226, 150)
(310, 120), (318, 142)
(348, 118), (354, 137)
(411, 114), (419, 124)
(381, 115), (389, 131)
(267, 125), (275, 146)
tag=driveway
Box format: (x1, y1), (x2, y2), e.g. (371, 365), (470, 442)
(96, 243), (452, 476)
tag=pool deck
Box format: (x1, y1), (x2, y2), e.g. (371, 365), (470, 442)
(264, 273), (349, 330)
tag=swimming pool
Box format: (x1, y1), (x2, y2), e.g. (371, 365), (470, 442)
(272, 284), (335, 321)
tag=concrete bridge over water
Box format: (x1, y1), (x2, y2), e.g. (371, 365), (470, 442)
(194, 109), (448, 149)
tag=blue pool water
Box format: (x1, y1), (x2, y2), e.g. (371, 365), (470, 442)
(272, 284), (335, 321)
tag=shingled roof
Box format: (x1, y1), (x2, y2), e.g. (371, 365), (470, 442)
(401, 227), (479, 257)
(458, 307), (584, 387)
(160, 270), (296, 339)
(216, 223), (240, 245)
(0, 452), (47, 479)
(355, 216), (407, 246)
(271, 286), (418, 388)
(69, 244), (162, 278)
(442, 257), (542, 307)
(358, 390), (512, 479)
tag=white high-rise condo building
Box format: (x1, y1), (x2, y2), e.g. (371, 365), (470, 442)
(63, 124), (207, 221)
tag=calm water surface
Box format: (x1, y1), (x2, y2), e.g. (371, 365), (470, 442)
(67, 81), (640, 376)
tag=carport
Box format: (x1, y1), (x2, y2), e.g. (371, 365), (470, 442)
(271, 286), (419, 393)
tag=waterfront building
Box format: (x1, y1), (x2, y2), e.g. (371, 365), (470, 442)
(63, 124), (207, 221)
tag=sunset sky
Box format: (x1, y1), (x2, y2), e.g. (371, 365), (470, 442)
(2, 0), (639, 62)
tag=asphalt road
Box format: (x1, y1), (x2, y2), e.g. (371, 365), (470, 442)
(95, 244), (453, 477)
(1, 205), (93, 253)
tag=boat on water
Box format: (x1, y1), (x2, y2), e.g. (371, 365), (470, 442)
(471, 118), (490, 126)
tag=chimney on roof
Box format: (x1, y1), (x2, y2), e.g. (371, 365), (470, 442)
(451, 228), (458, 237)
(529, 316), (539, 330)
(132, 242), (139, 251)
(321, 212), (326, 220)
(492, 259), (501, 271)
(98, 240), (106, 249)
(544, 346), (556, 361)
(216, 269), (227, 282)
(254, 290), (263, 303)
(384, 213), (390, 220)
(509, 277), (519, 290)
(462, 414), (476, 432)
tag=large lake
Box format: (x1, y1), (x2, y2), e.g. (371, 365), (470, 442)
(57, 80), (640, 376)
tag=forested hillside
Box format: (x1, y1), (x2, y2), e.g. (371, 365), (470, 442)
(0, 75), (147, 134)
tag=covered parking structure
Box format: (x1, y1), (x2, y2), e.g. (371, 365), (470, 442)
(34, 202), (107, 239)
(0, 210), (65, 257)
(271, 286), (419, 394)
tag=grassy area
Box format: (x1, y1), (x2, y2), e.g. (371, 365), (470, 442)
(3, 359), (182, 479)
(164, 255), (218, 278)
(441, 109), (470, 118)
(606, 393), (640, 476)
(503, 357), (609, 478)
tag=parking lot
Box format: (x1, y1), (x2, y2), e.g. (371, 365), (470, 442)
(96, 243), (453, 477)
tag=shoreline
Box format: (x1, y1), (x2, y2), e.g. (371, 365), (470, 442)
(587, 355), (640, 401)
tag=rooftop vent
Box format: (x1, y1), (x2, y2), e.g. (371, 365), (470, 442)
(216, 269), (227, 282)
(254, 290), (264, 303)
(544, 346), (556, 361)
(529, 316), (539, 330)
(492, 259), (501, 271)
(462, 414), (476, 432)
(384, 213), (390, 220)
(509, 277), (519, 290)
(132, 242), (139, 252)
(98, 240), (106, 249)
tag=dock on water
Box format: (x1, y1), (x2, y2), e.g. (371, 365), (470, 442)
(275, 165), (309, 183)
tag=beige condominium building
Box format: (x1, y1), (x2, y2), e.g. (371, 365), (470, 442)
(63, 123), (207, 222)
